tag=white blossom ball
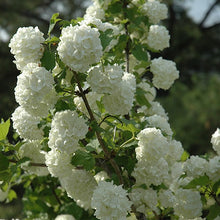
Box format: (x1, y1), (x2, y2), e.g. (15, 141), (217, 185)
(55, 215), (75, 220)
(61, 168), (97, 210)
(102, 72), (136, 115)
(19, 140), (49, 176)
(15, 63), (57, 117)
(206, 156), (220, 182)
(91, 181), (132, 220)
(147, 25), (170, 51)
(57, 24), (103, 73)
(9, 26), (45, 71)
(174, 189), (202, 219)
(87, 64), (123, 94)
(48, 110), (88, 154)
(211, 128), (220, 155)
(142, 0), (168, 24)
(45, 149), (73, 178)
(150, 57), (179, 90)
(145, 114), (173, 136)
(158, 189), (175, 208)
(183, 155), (208, 178)
(12, 106), (43, 140)
(85, 2), (105, 20)
(129, 187), (158, 214)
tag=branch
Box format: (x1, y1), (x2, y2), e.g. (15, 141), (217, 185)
(72, 70), (124, 185)
(199, 0), (220, 28)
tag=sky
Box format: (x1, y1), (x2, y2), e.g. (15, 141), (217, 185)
(1, 0), (220, 42)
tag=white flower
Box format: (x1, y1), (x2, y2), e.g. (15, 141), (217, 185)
(48, 110), (88, 154)
(74, 92), (102, 117)
(55, 215), (76, 220)
(183, 156), (208, 178)
(142, 0), (168, 24)
(145, 114), (173, 136)
(174, 189), (202, 219)
(12, 106), (43, 140)
(19, 141), (49, 176)
(57, 24), (103, 73)
(94, 171), (109, 183)
(102, 72), (136, 115)
(211, 128), (220, 155)
(91, 181), (132, 220)
(9, 26), (45, 71)
(61, 168), (97, 210)
(126, 214), (137, 220)
(15, 63), (57, 117)
(137, 81), (156, 102)
(129, 187), (158, 214)
(158, 189), (175, 208)
(92, 0), (112, 10)
(45, 149), (73, 178)
(150, 57), (179, 90)
(136, 128), (168, 162)
(206, 156), (220, 182)
(147, 25), (170, 51)
(85, 2), (105, 20)
(87, 64), (123, 94)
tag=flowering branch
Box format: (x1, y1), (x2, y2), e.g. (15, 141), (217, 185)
(71, 69), (124, 185)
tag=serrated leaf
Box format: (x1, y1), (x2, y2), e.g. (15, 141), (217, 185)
(135, 87), (151, 108)
(48, 13), (61, 36)
(0, 153), (9, 171)
(40, 49), (56, 71)
(0, 119), (10, 141)
(71, 150), (95, 171)
(132, 44), (149, 61)
(183, 175), (210, 189)
(100, 29), (114, 51)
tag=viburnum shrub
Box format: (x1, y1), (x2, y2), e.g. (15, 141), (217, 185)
(0, 0), (220, 219)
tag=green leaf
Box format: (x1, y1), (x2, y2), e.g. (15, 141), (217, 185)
(183, 175), (210, 189)
(0, 119), (10, 141)
(8, 189), (17, 202)
(40, 49), (56, 71)
(0, 153), (9, 171)
(71, 150), (95, 171)
(116, 118), (139, 134)
(48, 13), (61, 36)
(100, 29), (114, 51)
(181, 151), (190, 161)
(132, 44), (149, 61)
(107, 1), (122, 14)
(135, 87), (151, 108)
(207, 204), (220, 220)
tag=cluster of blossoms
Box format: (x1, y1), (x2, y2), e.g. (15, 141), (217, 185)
(5, 0), (220, 219)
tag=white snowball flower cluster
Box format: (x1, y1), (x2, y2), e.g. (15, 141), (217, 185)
(158, 189), (175, 208)
(145, 114), (173, 137)
(150, 57), (179, 90)
(9, 26), (45, 71)
(85, 2), (105, 20)
(18, 141), (49, 176)
(15, 63), (57, 117)
(48, 110), (88, 154)
(57, 24), (103, 73)
(211, 128), (220, 155)
(147, 25), (170, 51)
(174, 189), (202, 219)
(12, 106), (43, 140)
(91, 181), (132, 220)
(183, 155), (208, 178)
(142, 0), (168, 24)
(129, 187), (158, 215)
(92, 0), (112, 10)
(55, 215), (75, 220)
(45, 149), (73, 178)
(61, 169), (97, 210)
(87, 64), (136, 115)
(206, 156), (220, 182)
